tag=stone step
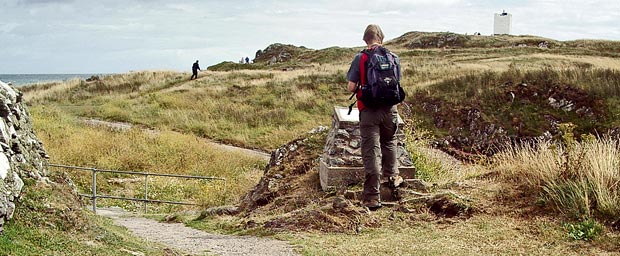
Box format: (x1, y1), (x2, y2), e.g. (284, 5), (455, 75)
(319, 160), (416, 191)
(345, 187), (396, 202)
(344, 179), (431, 202)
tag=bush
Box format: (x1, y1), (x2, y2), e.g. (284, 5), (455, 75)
(565, 219), (604, 241)
(493, 124), (620, 222)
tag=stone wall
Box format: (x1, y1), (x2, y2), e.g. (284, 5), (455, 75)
(0, 80), (48, 233)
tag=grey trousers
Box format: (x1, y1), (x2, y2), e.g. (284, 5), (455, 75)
(359, 105), (399, 201)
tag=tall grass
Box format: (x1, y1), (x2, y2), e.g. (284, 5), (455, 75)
(22, 71), (186, 103)
(403, 118), (485, 185)
(493, 136), (620, 221)
(420, 67), (620, 103)
(31, 105), (265, 211)
(25, 69), (350, 150)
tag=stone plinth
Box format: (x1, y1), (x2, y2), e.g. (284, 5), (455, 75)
(319, 106), (415, 191)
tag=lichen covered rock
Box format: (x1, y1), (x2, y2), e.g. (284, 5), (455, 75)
(0, 80), (48, 233)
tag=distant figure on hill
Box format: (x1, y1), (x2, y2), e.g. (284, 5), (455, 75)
(191, 60), (201, 80)
(245, 57), (250, 64)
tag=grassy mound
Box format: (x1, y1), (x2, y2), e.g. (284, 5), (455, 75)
(226, 128), (476, 233)
(254, 43), (312, 63)
(236, 129), (365, 232)
(207, 61), (271, 71)
(206, 43), (359, 71)
(387, 31), (560, 49)
(21, 71), (187, 103)
(407, 67), (620, 156)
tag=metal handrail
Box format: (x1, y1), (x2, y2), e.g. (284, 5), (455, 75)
(49, 163), (227, 213)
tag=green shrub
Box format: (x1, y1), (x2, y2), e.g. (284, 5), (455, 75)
(564, 219), (603, 241)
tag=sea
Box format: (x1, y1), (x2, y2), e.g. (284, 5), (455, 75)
(0, 74), (108, 87)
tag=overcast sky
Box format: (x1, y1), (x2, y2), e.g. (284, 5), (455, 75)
(1, 0), (619, 74)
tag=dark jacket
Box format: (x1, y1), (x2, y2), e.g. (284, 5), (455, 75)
(192, 62), (200, 72)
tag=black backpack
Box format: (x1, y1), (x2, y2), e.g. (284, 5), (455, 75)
(348, 46), (405, 114)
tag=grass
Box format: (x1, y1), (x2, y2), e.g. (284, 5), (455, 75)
(493, 135), (620, 222)
(14, 32), (620, 255)
(389, 32), (570, 51)
(291, 216), (603, 255)
(22, 71), (187, 103)
(0, 213), (174, 256)
(0, 217), (172, 256)
(23, 69), (351, 151)
(20, 39), (620, 153)
(30, 105), (266, 212)
(565, 219), (604, 241)
(187, 204), (620, 255)
(0, 171), (177, 255)
(404, 66), (620, 155)
(403, 118), (484, 184)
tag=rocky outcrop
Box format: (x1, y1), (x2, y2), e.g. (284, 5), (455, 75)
(239, 126), (329, 213)
(387, 32), (470, 49)
(254, 43), (310, 64)
(411, 70), (608, 159)
(0, 80), (48, 233)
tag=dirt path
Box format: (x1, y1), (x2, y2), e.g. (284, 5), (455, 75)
(85, 120), (292, 255)
(83, 118), (270, 160)
(98, 207), (298, 256)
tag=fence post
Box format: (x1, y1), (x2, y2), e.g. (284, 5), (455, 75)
(91, 168), (97, 213)
(144, 174), (149, 214)
(223, 179), (227, 204)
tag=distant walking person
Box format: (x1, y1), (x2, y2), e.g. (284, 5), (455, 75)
(245, 57), (250, 64)
(346, 24), (405, 210)
(191, 60), (201, 80)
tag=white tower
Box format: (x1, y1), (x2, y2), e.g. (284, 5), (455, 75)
(494, 10), (512, 35)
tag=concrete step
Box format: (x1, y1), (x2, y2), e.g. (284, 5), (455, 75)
(319, 160), (416, 191)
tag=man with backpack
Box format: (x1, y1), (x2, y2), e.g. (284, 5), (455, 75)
(346, 24), (405, 210)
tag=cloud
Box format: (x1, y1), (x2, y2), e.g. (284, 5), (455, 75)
(0, 0), (74, 6)
(0, 23), (19, 33)
(0, 0), (619, 73)
(20, 0), (73, 3)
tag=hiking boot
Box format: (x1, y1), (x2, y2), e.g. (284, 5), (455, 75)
(388, 175), (404, 188)
(362, 199), (382, 210)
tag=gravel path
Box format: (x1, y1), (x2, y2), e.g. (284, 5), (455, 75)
(86, 119), (290, 255)
(98, 207), (298, 256)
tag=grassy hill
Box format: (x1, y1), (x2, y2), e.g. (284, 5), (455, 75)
(7, 31), (620, 254)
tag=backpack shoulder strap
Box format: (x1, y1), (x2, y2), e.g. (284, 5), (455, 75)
(347, 51), (370, 115)
(359, 50), (369, 85)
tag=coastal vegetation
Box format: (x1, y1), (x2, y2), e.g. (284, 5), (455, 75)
(9, 32), (620, 254)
